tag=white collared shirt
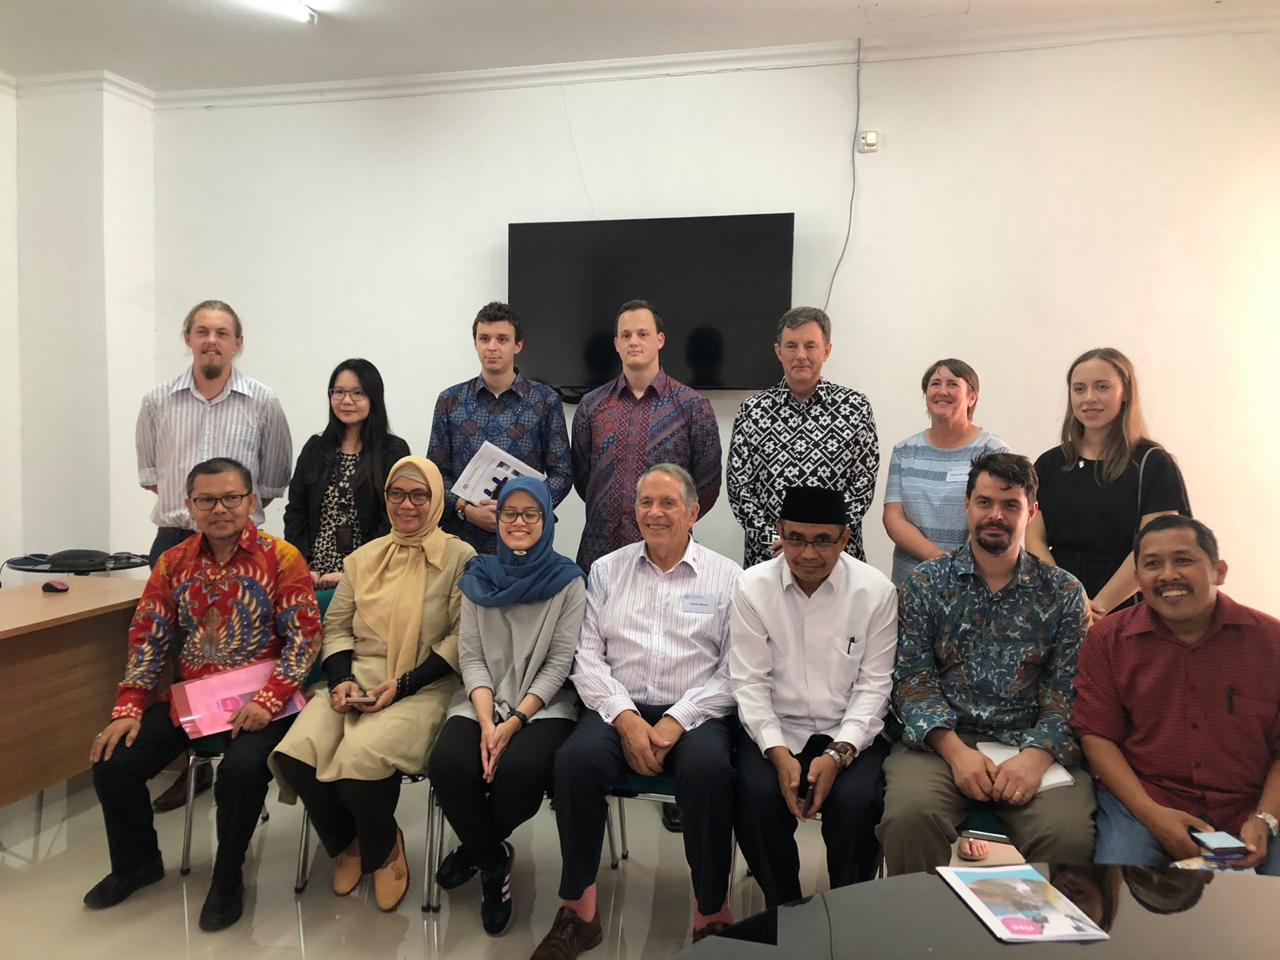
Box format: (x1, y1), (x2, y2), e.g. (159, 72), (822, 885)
(729, 553), (898, 755)
(570, 538), (742, 731)
(136, 367), (293, 528)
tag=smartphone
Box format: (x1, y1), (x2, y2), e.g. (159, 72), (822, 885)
(346, 695), (377, 705)
(1190, 830), (1247, 858)
(960, 828), (1012, 845)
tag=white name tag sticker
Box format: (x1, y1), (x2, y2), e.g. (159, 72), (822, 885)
(945, 466), (970, 483)
(681, 593), (717, 614)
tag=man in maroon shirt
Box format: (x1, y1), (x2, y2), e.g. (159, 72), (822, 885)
(1073, 515), (1280, 874)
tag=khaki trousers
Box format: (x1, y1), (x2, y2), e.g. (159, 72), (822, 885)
(876, 736), (1096, 876)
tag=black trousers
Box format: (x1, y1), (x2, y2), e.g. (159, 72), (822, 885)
(734, 731), (889, 909)
(427, 714), (575, 874)
(553, 706), (735, 914)
(92, 701), (292, 889)
(273, 754), (401, 873)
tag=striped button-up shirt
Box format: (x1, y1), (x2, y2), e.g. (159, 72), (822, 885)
(570, 538), (741, 731)
(136, 367), (293, 529)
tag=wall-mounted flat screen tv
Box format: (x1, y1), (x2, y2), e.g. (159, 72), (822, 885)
(508, 212), (794, 400)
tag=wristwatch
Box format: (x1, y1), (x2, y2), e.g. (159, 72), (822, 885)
(822, 741), (856, 771)
(1252, 810), (1279, 838)
(510, 708), (530, 728)
(455, 499), (469, 522)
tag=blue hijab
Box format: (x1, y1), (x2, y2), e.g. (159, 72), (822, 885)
(458, 476), (584, 607)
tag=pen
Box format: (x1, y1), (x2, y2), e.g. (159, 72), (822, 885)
(1227, 685), (1234, 714)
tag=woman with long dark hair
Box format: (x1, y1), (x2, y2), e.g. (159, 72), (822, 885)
(1026, 348), (1189, 618)
(285, 359), (410, 589)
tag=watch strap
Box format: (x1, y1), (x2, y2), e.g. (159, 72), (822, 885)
(1252, 810), (1279, 838)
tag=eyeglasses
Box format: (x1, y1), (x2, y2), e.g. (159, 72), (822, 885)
(498, 507), (544, 524)
(386, 489), (431, 505)
(780, 533), (843, 552)
(329, 388), (367, 402)
(190, 492), (250, 511)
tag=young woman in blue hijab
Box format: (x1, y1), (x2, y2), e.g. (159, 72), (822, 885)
(426, 476), (586, 935)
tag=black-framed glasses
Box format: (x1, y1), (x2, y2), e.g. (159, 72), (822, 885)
(780, 533), (843, 552)
(329, 388), (367, 401)
(190, 492), (250, 511)
(498, 507), (544, 524)
(386, 488), (430, 505)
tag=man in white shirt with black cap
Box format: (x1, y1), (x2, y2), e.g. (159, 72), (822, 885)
(729, 485), (898, 909)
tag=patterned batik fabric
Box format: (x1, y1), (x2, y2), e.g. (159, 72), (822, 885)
(570, 370), (722, 571)
(428, 372), (573, 554)
(309, 451), (362, 575)
(113, 522), (322, 722)
(727, 379), (879, 567)
(892, 543), (1089, 766)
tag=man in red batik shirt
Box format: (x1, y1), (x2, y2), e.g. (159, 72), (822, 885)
(84, 457), (320, 930)
(1073, 515), (1280, 874)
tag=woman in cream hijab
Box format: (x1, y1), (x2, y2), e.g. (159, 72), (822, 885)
(273, 456), (475, 912)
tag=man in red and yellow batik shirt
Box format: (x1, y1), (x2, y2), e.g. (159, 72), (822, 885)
(85, 457), (320, 932)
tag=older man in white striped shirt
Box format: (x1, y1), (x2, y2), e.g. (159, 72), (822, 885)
(530, 464), (741, 960)
(136, 300), (292, 567)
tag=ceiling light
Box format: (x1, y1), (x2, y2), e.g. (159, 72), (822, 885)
(245, 1), (318, 25)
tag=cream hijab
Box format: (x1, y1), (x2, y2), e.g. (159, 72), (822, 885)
(344, 455), (448, 680)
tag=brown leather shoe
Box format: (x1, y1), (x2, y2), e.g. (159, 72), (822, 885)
(373, 829), (409, 912)
(531, 906), (603, 960)
(692, 920), (732, 943)
(152, 761), (213, 812)
(332, 839), (361, 896)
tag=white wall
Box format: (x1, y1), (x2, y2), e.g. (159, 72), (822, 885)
(0, 79), (19, 565)
(16, 87), (109, 553)
(102, 90), (155, 557)
(138, 28), (1275, 613)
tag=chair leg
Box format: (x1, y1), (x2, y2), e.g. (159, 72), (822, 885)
(605, 801), (619, 870)
(726, 829), (735, 901)
(179, 755), (201, 876)
(422, 783), (437, 912)
(294, 810), (312, 894)
(618, 797), (629, 860)
(432, 799), (446, 911)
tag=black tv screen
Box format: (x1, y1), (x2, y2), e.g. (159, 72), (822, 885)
(508, 213), (794, 398)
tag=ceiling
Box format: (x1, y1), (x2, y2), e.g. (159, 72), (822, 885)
(0, 0), (1275, 92)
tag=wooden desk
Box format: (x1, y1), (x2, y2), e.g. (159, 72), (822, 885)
(0, 577), (143, 807)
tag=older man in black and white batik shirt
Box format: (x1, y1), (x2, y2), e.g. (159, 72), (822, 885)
(727, 306), (879, 568)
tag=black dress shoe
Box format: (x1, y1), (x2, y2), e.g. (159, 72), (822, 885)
(198, 880), (244, 932)
(479, 842), (515, 936)
(660, 802), (684, 833)
(83, 858), (164, 908)
(436, 846), (479, 890)
(153, 761), (213, 813)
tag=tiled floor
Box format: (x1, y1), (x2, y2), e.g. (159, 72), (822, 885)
(1, 772), (835, 959)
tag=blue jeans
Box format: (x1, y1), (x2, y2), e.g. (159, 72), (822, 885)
(1095, 788), (1280, 876)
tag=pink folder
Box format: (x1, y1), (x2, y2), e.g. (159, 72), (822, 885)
(170, 659), (307, 738)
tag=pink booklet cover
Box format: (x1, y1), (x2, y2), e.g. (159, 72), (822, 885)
(171, 659), (307, 738)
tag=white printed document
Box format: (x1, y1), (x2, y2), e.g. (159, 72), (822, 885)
(976, 741), (1073, 794)
(450, 441), (546, 503)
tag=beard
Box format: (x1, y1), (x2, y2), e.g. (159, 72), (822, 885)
(199, 357), (225, 379)
(974, 522), (1013, 555)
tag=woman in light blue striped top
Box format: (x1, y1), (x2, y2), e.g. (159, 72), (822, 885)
(883, 359), (1008, 585)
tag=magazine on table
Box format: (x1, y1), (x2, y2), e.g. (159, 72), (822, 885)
(938, 864), (1109, 943)
(450, 440), (546, 502)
